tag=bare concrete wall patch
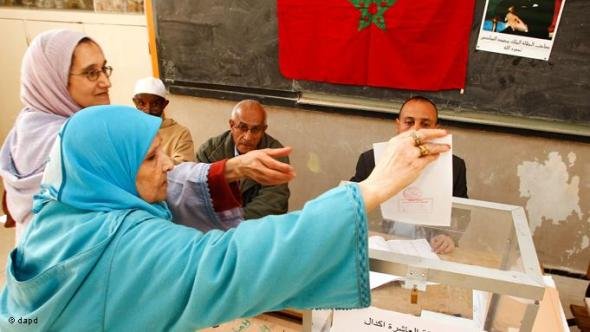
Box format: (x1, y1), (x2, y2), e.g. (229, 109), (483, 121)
(517, 151), (582, 232)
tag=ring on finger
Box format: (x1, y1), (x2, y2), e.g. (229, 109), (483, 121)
(418, 144), (430, 157)
(411, 131), (423, 146)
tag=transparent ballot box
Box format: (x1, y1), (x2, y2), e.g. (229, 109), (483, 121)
(305, 198), (545, 332)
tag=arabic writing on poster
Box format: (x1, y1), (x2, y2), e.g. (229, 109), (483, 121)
(330, 306), (464, 332)
(478, 34), (551, 56)
(363, 317), (431, 332)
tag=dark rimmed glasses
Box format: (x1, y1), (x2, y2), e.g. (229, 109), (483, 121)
(70, 65), (113, 82)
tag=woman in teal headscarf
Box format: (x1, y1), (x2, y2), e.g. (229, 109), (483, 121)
(0, 105), (449, 331)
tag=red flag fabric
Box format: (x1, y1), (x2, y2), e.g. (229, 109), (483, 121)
(277, 0), (475, 91)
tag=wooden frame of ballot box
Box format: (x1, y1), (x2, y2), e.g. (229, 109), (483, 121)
(304, 198), (546, 332)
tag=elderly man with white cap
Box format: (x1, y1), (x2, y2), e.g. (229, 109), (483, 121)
(132, 77), (194, 164)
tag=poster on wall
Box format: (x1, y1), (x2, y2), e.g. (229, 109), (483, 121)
(476, 0), (566, 60)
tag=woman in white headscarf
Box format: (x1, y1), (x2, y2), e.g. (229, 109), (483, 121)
(0, 29), (111, 240)
(0, 29), (294, 243)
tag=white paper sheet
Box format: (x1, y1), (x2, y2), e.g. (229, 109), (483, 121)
(368, 236), (440, 287)
(369, 236), (440, 260)
(369, 271), (399, 290)
(330, 306), (467, 332)
(374, 135), (453, 226)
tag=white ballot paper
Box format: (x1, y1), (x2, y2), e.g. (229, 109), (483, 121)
(368, 237), (440, 290)
(369, 271), (399, 290)
(374, 135), (453, 226)
(368, 236), (439, 260)
(368, 236), (440, 287)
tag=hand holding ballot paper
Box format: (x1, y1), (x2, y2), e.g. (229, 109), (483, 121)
(358, 129), (450, 212)
(372, 135), (456, 254)
(374, 135), (453, 227)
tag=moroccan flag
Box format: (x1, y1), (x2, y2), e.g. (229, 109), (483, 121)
(277, 0), (475, 91)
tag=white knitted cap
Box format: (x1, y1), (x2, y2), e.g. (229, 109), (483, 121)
(133, 77), (167, 98)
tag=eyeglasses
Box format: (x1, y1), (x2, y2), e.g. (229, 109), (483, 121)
(70, 65), (113, 82)
(233, 122), (266, 134)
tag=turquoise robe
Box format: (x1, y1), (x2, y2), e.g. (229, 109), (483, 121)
(1, 184), (369, 331)
(1, 105), (370, 331)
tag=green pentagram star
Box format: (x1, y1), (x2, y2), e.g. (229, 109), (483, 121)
(349, 0), (397, 31)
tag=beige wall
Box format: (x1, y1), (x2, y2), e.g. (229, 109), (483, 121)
(1, 9), (588, 274)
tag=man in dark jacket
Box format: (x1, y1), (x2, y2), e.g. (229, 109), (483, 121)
(350, 96), (468, 254)
(350, 96), (468, 198)
(196, 100), (290, 219)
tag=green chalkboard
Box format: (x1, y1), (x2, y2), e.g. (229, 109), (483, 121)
(152, 0), (590, 130)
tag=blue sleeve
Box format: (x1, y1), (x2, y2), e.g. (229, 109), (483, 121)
(105, 184), (370, 331)
(166, 162), (242, 232)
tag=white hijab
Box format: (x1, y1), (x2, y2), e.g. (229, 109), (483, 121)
(0, 29), (89, 233)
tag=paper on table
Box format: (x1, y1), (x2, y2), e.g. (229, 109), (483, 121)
(369, 236), (440, 261)
(369, 271), (399, 290)
(368, 236), (440, 287)
(374, 135), (453, 226)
